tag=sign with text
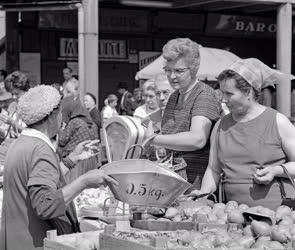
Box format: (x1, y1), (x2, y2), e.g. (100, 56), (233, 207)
(99, 40), (127, 60)
(59, 38), (78, 60)
(206, 13), (277, 38)
(59, 38), (128, 61)
(100, 9), (148, 33)
(154, 12), (204, 33)
(39, 11), (77, 29)
(139, 51), (161, 70)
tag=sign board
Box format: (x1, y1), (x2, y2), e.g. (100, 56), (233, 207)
(59, 38), (128, 61)
(128, 49), (138, 64)
(154, 12), (204, 33)
(19, 53), (41, 86)
(206, 13), (277, 38)
(99, 40), (127, 60)
(59, 38), (78, 60)
(39, 11), (77, 30)
(100, 9), (148, 33)
(138, 51), (161, 70)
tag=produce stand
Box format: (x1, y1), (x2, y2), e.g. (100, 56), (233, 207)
(99, 224), (294, 250)
(131, 220), (194, 231)
(44, 229), (102, 250)
(44, 118), (295, 250)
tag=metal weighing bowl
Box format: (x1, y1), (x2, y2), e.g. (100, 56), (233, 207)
(100, 159), (191, 208)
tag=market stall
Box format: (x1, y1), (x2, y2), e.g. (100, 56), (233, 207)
(42, 112), (295, 250)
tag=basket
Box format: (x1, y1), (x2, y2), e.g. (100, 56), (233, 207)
(142, 142), (188, 181)
(159, 156), (187, 181)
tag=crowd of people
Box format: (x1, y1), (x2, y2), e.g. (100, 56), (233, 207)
(1, 37), (295, 250)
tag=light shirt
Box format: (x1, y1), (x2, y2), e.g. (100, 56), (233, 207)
(133, 105), (151, 119)
(102, 105), (118, 121)
(21, 128), (56, 152)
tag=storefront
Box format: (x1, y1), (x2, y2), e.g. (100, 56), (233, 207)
(2, 2), (295, 108)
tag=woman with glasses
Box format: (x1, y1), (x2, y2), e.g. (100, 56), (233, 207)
(134, 83), (161, 132)
(145, 38), (221, 188)
(134, 84), (158, 118)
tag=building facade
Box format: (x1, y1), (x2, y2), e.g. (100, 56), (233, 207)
(3, 2), (295, 108)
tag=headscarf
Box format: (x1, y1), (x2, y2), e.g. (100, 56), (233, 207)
(61, 96), (93, 126)
(17, 85), (61, 125)
(224, 58), (295, 90)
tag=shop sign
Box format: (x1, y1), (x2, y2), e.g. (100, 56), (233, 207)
(100, 9), (148, 33)
(59, 38), (128, 61)
(154, 12), (204, 33)
(39, 11), (77, 29)
(59, 38), (78, 60)
(139, 51), (161, 70)
(99, 40), (127, 60)
(129, 50), (138, 64)
(206, 14), (277, 38)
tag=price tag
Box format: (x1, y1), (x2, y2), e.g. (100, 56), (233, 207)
(125, 182), (166, 201)
(115, 220), (130, 232)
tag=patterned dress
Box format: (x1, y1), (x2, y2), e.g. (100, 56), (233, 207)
(161, 81), (221, 188)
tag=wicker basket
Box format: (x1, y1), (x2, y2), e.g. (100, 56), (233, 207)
(167, 157), (187, 181)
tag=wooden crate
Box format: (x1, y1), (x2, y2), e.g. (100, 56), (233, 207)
(79, 219), (106, 232)
(44, 231), (77, 250)
(100, 233), (281, 250)
(99, 233), (192, 250)
(44, 239), (76, 250)
(131, 220), (194, 231)
(43, 229), (102, 250)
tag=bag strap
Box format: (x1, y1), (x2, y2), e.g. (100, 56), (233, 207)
(278, 164), (295, 199)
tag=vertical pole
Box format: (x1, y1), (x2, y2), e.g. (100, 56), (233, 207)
(76, 3), (85, 101)
(276, 3), (292, 117)
(6, 12), (19, 73)
(83, 0), (99, 104)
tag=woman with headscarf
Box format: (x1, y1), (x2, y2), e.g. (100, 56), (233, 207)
(83, 92), (102, 134)
(191, 58), (295, 210)
(58, 96), (100, 182)
(0, 85), (117, 250)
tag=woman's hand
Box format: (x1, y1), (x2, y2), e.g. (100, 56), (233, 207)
(68, 140), (100, 163)
(81, 169), (119, 189)
(0, 112), (12, 125)
(253, 166), (277, 184)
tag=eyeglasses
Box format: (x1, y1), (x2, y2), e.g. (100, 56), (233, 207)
(143, 94), (156, 99)
(155, 90), (170, 97)
(163, 67), (190, 76)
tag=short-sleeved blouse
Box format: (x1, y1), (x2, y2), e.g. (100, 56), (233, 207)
(161, 81), (221, 183)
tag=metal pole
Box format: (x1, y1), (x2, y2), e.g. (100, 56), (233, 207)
(76, 3), (85, 101)
(83, 0), (99, 104)
(276, 3), (292, 117)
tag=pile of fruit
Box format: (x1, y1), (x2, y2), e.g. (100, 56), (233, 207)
(55, 231), (101, 250)
(74, 187), (112, 210)
(143, 199), (295, 249)
(147, 199), (248, 223)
